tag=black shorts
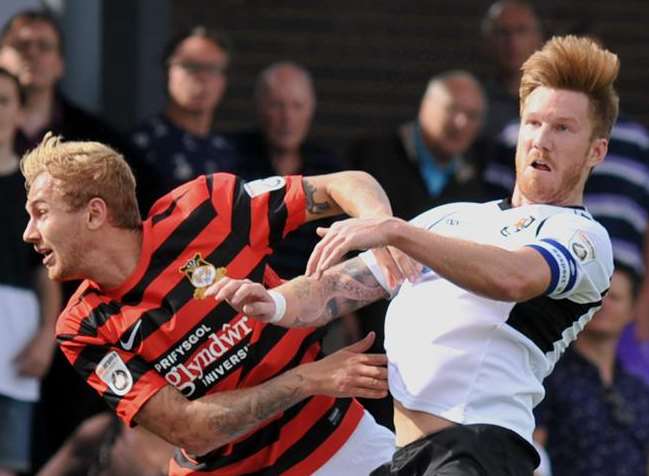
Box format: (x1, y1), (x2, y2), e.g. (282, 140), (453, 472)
(369, 423), (539, 476)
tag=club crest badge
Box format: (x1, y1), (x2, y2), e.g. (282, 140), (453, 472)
(500, 215), (536, 237)
(179, 253), (227, 299)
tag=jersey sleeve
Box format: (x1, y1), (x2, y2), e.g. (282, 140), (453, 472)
(525, 212), (614, 299)
(241, 175), (307, 250)
(56, 304), (167, 427)
(358, 203), (474, 296)
(409, 202), (476, 230)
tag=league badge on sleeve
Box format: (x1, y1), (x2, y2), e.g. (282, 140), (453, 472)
(569, 231), (595, 263)
(96, 351), (133, 396)
(179, 253), (227, 299)
(243, 176), (285, 197)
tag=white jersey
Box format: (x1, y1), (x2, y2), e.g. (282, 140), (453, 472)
(361, 199), (613, 444)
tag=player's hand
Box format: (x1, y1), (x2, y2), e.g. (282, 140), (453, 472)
(298, 332), (388, 399)
(372, 246), (422, 291)
(306, 216), (403, 277)
(203, 277), (276, 321)
(14, 329), (56, 378)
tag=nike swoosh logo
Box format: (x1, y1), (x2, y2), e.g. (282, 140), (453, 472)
(120, 320), (143, 351)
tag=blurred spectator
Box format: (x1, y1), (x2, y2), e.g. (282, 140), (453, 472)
(0, 67), (61, 476)
(480, 0), (543, 140)
(230, 61), (345, 279)
(618, 320), (649, 387)
(0, 8), (147, 470)
(534, 265), (649, 476)
(130, 26), (239, 200)
(347, 70), (486, 220)
(345, 70), (487, 429)
(0, 10), (149, 203)
(38, 413), (173, 476)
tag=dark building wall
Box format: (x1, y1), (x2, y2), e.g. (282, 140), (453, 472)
(170, 0), (649, 153)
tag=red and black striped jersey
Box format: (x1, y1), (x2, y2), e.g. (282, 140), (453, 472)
(56, 173), (364, 475)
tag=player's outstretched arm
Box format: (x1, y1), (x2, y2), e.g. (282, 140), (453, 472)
(301, 171), (392, 222)
(307, 216), (551, 302)
(134, 332), (387, 456)
(204, 256), (390, 328)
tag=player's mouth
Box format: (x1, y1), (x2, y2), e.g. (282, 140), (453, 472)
(531, 160), (551, 172)
(36, 246), (54, 266)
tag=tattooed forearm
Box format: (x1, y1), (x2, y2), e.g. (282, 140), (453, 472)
(303, 178), (332, 215)
(287, 257), (388, 327)
(207, 373), (306, 440)
(136, 374), (310, 456)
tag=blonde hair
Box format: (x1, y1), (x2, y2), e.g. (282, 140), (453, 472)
(20, 132), (141, 229)
(519, 35), (620, 138)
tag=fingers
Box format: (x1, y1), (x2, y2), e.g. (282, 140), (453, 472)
(202, 276), (234, 299)
(341, 331), (376, 354)
(306, 237), (325, 277)
(346, 385), (388, 399)
(372, 247), (404, 290)
(203, 278), (272, 315)
(307, 221), (353, 277)
(335, 359), (389, 399)
(389, 246), (422, 283)
(241, 301), (275, 321)
(315, 234), (348, 274)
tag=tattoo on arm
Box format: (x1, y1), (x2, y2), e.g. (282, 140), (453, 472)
(207, 373), (305, 441)
(303, 178), (332, 215)
(290, 257), (388, 327)
(136, 375), (309, 455)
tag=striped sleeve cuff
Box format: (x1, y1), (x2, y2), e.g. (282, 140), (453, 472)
(526, 238), (578, 296)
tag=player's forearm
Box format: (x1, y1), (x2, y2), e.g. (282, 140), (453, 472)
(277, 256), (388, 327)
(137, 368), (312, 456)
(386, 219), (545, 301)
(324, 171), (392, 219)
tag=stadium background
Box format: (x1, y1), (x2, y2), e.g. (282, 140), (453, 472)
(3, 0), (649, 154)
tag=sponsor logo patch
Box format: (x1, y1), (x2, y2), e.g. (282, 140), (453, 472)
(96, 351), (133, 396)
(243, 176), (285, 197)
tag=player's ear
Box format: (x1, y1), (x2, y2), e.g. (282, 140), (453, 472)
(588, 137), (608, 168)
(86, 197), (109, 230)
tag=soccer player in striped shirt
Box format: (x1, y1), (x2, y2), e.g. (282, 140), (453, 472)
(21, 133), (396, 475)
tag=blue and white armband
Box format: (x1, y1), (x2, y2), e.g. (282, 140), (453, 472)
(526, 238), (578, 296)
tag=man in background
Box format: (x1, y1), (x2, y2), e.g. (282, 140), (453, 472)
(230, 61), (345, 279)
(0, 67), (61, 476)
(535, 265), (649, 476)
(479, 0), (543, 141)
(130, 26), (239, 202)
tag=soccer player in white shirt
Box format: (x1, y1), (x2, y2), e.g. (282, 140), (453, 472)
(206, 36), (618, 476)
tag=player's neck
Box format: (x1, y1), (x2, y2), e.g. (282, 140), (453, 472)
(90, 227), (143, 291)
(510, 187), (584, 208)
